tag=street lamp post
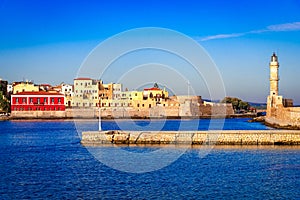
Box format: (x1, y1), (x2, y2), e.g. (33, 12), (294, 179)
(98, 98), (102, 131)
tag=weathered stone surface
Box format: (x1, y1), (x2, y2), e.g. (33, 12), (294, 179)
(81, 130), (300, 146)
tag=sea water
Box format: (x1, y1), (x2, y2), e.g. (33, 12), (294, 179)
(0, 119), (299, 199)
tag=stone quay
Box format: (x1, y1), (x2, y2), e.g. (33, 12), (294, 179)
(81, 130), (300, 146)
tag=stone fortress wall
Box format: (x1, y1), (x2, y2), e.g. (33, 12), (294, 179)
(266, 105), (300, 127)
(11, 101), (234, 119)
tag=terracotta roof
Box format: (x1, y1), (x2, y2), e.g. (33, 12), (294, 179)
(144, 87), (161, 91)
(12, 91), (64, 96)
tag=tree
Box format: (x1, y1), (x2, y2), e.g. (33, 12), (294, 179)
(238, 101), (250, 110)
(221, 97), (250, 111)
(0, 93), (10, 113)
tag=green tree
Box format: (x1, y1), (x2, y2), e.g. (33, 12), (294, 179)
(239, 101), (250, 110)
(0, 92), (10, 113)
(221, 97), (250, 111)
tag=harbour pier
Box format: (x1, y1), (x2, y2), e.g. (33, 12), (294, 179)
(81, 130), (300, 146)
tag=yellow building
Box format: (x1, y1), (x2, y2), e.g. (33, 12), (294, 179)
(99, 82), (122, 100)
(131, 87), (169, 109)
(13, 81), (39, 94)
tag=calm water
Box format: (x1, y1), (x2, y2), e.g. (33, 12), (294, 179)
(0, 119), (299, 199)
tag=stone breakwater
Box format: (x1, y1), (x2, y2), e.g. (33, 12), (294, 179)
(81, 130), (300, 145)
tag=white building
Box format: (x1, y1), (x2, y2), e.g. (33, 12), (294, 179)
(61, 83), (74, 107)
(73, 78), (100, 107)
(7, 84), (13, 94)
(112, 83), (122, 99)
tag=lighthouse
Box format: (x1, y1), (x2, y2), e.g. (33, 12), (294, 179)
(269, 52), (279, 96)
(266, 52), (284, 117)
(265, 52), (299, 127)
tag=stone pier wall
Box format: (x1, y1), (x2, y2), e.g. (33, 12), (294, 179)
(266, 106), (300, 128)
(81, 130), (300, 145)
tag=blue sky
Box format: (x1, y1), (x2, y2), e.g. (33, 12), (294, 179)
(0, 0), (300, 103)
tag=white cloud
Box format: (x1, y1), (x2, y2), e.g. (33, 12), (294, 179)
(267, 22), (300, 31)
(200, 21), (300, 41)
(200, 33), (244, 41)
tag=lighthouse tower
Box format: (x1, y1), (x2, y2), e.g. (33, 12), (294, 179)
(269, 52), (279, 96)
(267, 52), (283, 117)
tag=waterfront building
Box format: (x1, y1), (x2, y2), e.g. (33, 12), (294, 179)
(61, 83), (74, 108)
(10, 91), (65, 118)
(130, 87), (169, 109)
(39, 84), (52, 92)
(266, 53), (300, 127)
(99, 82), (122, 101)
(11, 91), (65, 111)
(73, 78), (100, 107)
(13, 81), (39, 94)
(112, 83), (122, 100)
(7, 84), (13, 94)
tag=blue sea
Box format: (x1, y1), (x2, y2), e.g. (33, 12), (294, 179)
(0, 119), (299, 199)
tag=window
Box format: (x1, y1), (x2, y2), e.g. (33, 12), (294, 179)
(58, 98), (61, 103)
(16, 98), (19, 103)
(30, 98), (33, 103)
(137, 104), (140, 107)
(37, 98), (40, 104)
(44, 98), (47, 103)
(51, 98), (54, 103)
